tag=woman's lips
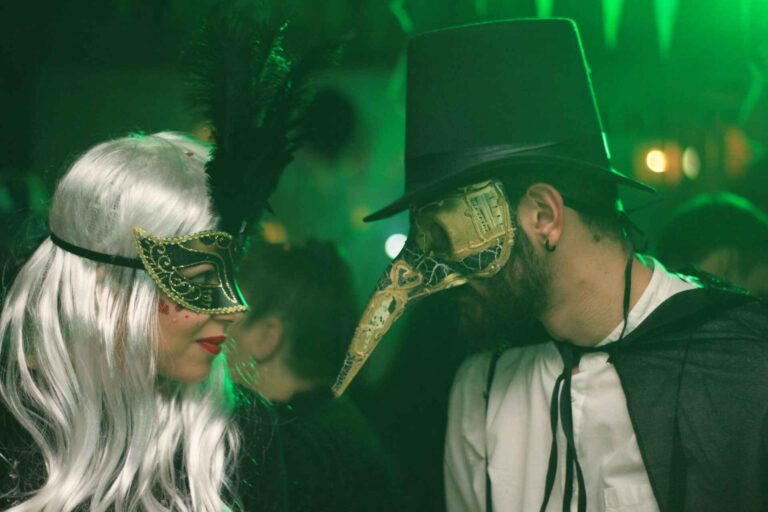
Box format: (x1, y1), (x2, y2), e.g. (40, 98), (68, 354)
(196, 335), (227, 355)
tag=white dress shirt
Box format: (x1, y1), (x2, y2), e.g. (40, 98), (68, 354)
(445, 259), (698, 512)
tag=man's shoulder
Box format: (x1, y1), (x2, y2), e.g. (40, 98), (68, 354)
(617, 288), (768, 387)
(627, 280), (767, 345)
(454, 351), (494, 385)
(685, 289), (766, 341)
(452, 343), (555, 397)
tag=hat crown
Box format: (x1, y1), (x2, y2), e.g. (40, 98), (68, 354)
(363, 18), (652, 222)
(407, 18), (605, 160)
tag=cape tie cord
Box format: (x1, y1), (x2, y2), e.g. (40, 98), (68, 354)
(484, 215), (639, 512)
(484, 349), (503, 512)
(539, 251), (634, 512)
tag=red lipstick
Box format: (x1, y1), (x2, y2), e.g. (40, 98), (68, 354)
(196, 335), (227, 356)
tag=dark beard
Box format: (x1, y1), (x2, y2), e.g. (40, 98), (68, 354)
(449, 222), (551, 350)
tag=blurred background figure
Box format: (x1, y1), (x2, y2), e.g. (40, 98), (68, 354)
(657, 192), (768, 299)
(227, 240), (403, 512)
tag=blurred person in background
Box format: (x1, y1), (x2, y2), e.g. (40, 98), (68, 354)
(227, 240), (403, 512)
(657, 192), (768, 300)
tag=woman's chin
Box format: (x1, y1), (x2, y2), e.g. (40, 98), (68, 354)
(159, 362), (213, 385)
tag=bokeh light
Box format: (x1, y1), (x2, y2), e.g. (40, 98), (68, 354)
(682, 147), (701, 179)
(646, 149), (668, 173)
(385, 233), (407, 258)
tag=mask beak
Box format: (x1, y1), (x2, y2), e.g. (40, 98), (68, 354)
(332, 238), (467, 397)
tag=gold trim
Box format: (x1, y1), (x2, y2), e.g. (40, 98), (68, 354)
(132, 227), (248, 315)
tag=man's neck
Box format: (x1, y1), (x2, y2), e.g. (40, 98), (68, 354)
(540, 245), (653, 347)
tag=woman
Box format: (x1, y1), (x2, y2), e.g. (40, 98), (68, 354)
(0, 0), (338, 505)
(0, 132), (245, 511)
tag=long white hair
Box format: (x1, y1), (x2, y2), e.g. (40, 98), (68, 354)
(0, 132), (240, 511)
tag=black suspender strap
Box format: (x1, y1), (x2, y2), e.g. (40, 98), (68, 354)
(484, 350), (503, 512)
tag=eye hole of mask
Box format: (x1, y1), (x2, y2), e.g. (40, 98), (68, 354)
(181, 264), (219, 286)
(429, 222), (452, 254)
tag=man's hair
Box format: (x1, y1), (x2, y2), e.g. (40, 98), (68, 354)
(495, 165), (626, 241)
(657, 192), (768, 272)
(237, 240), (358, 384)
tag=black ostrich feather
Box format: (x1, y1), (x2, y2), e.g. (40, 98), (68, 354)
(186, 0), (341, 246)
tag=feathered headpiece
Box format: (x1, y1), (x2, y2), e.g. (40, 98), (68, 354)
(186, 0), (341, 248)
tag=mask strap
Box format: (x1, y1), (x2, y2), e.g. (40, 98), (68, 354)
(50, 233), (144, 270)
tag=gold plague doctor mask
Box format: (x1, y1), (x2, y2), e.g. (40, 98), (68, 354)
(332, 179), (516, 397)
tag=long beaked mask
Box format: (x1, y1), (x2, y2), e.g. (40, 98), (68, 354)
(134, 227), (248, 315)
(332, 179), (516, 396)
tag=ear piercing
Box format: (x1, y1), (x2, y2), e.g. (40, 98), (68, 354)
(544, 238), (557, 252)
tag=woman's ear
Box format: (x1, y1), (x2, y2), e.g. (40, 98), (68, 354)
(518, 183), (565, 249)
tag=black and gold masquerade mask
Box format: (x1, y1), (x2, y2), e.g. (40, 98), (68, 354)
(332, 179), (516, 396)
(134, 228), (247, 314)
(50, 228), (247, 315)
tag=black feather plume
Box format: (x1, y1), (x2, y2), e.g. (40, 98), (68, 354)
(185, 0), (342, 247)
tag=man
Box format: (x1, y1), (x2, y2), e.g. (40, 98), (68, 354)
(228, 241), (402, 512)
(332, 19), (768, 512)
(658, 192), (768, 300)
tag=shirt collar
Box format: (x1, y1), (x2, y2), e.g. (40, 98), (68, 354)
(596, 257), (699, 347)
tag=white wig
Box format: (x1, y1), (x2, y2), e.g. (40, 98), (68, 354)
(0, 132), (240, 511)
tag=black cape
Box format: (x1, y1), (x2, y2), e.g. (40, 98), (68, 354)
(0, 399), (43, 509)
(234, 386), (404, 512)
(600, 282), (768, 511)
(483, 276), (768, 511)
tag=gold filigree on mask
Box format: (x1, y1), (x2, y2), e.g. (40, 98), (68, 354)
(332, 255), (468, 397)
(134, 228), (248, 315)
(413, 180), (515, 276)
(332, 180), (516, 397)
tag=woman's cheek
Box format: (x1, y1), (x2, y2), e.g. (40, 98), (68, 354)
(159, 299), (193, 324)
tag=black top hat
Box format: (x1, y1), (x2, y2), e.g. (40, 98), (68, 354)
(365, 18), (653, 222)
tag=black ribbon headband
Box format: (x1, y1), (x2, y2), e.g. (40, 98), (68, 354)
(50, 233), (145, 270)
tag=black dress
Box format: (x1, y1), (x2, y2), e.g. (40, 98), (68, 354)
(0, 387), (402, 510)
(235, 386), (404, 512)
(0, 401), (46, 509)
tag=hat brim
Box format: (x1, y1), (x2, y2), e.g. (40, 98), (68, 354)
(363, 157), (655, 222)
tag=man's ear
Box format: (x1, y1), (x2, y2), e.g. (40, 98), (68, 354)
(518, 183), (565, 248)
